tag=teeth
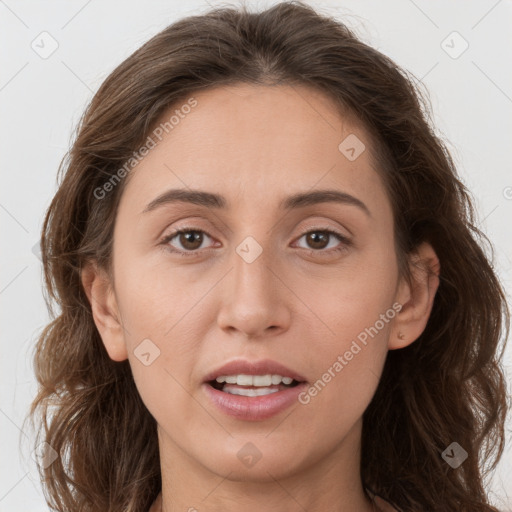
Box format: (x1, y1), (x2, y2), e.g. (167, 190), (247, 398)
(237, 374), (254, 386)
(214, 374), (295, 386)
(223, 386), (281, 397)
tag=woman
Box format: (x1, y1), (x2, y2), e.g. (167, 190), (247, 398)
(28, 2), (509, 511)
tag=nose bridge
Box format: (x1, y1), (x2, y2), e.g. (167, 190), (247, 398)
(234, 234), (273, 296)
(216, 232), (290, 336)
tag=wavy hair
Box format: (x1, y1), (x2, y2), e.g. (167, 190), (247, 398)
(27, 1), (510, 511)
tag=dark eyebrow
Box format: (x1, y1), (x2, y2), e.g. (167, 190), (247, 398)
(142, 189), (226, 213)
(281, 189), (370, 216)
(142, 188), (370, 216)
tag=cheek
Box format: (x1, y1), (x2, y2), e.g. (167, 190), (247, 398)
(295, 236), (398, 343)
(111, 258), (202, 407)
(296, 297), (392, 431)
(113, 225), (398, 417)
(293, 245), (397, 417)
(113, 246), (205, 339)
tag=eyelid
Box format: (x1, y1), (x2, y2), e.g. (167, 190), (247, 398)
(292, 226), (352, 255)
(159, 226), (217, 253)
(298, 223), (351, 241)
(159, 223), (352, 257)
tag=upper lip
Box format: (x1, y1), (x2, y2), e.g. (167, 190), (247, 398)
(203, 358), (308, 383)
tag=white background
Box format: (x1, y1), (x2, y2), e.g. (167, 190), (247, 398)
(1, 0), (511, 509)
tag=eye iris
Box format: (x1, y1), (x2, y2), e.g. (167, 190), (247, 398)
(173, 230), (336, 252)
(307, 232), (329, 249)
(180, 231), (203, 250)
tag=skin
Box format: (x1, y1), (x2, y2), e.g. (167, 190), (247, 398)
(82, 83), (440, 512)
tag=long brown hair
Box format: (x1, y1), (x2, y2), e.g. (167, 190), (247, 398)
(27, 2), (510, 510)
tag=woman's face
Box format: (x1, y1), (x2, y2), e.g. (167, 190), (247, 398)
(100, 83), (408, 481)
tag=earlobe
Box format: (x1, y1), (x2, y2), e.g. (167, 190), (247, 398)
(81, 261), (128, 362)
(389, 242), (440, 350)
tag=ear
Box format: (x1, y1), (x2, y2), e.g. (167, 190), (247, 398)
(81, 261), (128, 361)
(389, 242), (440, 350)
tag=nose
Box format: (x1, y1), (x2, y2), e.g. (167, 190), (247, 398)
(216, 244), (291, 339)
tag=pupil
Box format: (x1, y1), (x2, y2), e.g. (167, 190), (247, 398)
(182, 231), (202, 250)
(308, 232), (328, 249)
(180, 231), (329, 251)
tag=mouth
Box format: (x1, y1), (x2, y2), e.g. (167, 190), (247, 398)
(206, 375), (303, 396)
(202, 372), (309, 421)
(201, 358), (309, 419)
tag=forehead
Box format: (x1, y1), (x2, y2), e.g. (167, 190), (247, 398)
(118, 83), (390, 218)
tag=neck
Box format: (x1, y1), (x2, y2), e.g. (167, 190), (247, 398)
(155, 418), (376, 512)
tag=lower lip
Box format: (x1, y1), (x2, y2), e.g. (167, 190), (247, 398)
(202, 382), (308, 421)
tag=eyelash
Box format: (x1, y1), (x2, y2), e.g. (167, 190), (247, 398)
(159, 226), (352, 258)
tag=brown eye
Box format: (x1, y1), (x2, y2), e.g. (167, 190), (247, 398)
(305, 231), (330, 250)
(161, 228), (215, 255)
(296, 229), (350, 253)
(177, 230), (204, 251)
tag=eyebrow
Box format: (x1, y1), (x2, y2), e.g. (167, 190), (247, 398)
(142, 188), (370, 216)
